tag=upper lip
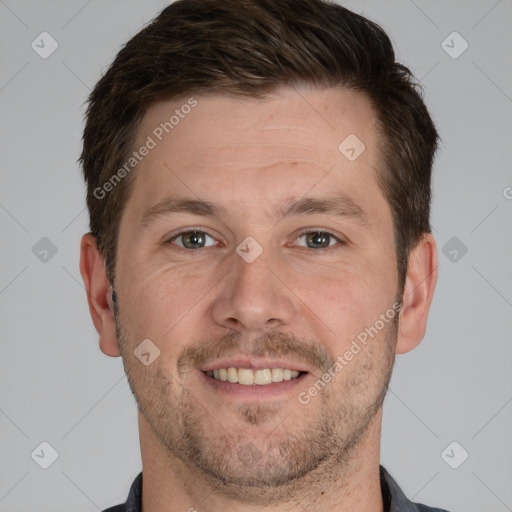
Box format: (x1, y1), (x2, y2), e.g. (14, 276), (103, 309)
(200, 357), (311, 373)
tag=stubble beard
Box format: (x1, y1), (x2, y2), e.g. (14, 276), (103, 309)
(114, 301), (397, 504)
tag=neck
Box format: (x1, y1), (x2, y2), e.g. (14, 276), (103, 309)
(138, 409), (384, 512)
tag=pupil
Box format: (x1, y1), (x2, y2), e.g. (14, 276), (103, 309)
(309, 232), (328, 248)
(187, 231), (203, 247)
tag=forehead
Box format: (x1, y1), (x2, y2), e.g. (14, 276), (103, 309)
(126, 86), (387, 225)
(137, 86), (377, 167)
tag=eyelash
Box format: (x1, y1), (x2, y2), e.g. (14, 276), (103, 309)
(165, 228), (346, 253)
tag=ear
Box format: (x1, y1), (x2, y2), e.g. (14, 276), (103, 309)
(79, 233), (121, 357)
(396, 233), (438, 354)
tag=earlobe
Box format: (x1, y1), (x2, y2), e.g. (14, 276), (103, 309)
(79, 233), (121, 357)
(396, 233), (438, 354)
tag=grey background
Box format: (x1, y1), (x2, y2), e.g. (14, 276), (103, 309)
(1, 0), (511, 511)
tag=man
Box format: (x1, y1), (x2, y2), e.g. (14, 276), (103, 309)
(79, 0), (448, 510)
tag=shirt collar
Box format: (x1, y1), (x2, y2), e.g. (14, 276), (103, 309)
(125, 471), (142, 512)
(380, 465), (433, 512)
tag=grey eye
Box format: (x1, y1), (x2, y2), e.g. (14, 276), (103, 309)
(171, 230), (216, 249)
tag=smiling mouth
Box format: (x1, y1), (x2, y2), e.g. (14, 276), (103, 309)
(204, 367), (308, 386)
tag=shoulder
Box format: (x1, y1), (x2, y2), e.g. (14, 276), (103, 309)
(101, 471), (142, 512)
(101, 505), (126, 512)
(415, 506), (450, 512)
(380, 465), (451, 512)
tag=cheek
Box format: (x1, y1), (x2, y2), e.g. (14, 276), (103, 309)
(117, 261), (218, 353)
(294, 261), (392, 337)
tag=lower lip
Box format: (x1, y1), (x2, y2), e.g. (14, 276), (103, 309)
(199, 370), (309, 398)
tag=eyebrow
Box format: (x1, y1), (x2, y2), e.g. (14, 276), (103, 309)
(279, 195), (369, 227)
(139, 194), (369, 229)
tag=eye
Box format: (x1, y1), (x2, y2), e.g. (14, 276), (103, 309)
(165, 229), (344, 251)
(294, 230), (344, 250)
(168, 230), (217, 249)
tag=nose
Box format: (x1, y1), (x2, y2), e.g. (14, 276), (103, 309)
(211, 247), (296, 333)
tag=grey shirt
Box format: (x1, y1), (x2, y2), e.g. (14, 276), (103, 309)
(102, 466), (450, 512)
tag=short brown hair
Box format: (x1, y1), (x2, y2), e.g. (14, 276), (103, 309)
(80, 0), (439, 293)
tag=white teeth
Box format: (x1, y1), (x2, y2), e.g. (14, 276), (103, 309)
(207, 367), (301, 385)
(271, 368), (283, 382)
(238, 368), (254, 385)
(227, 367), (238, 383)
(254, 369), (272, 385)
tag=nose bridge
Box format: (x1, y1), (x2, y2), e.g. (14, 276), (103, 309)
(211, 241), (296, 332)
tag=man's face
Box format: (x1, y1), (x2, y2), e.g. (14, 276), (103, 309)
(113, 86), (400, 494)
